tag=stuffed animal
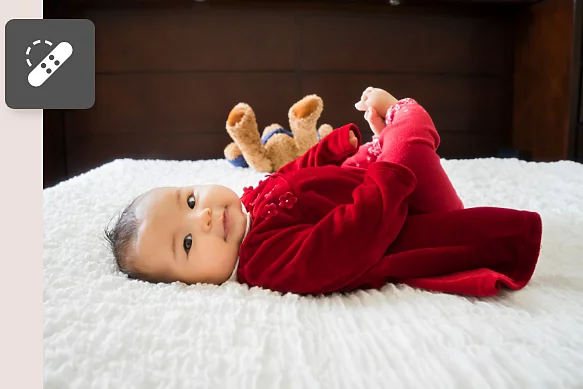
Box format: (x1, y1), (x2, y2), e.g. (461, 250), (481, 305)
(224, 94), (334, 173)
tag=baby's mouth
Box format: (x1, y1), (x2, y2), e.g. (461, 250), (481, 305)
(223, 208), (230, 242)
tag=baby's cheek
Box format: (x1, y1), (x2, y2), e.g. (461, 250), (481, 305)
(196, 241), (237, 282)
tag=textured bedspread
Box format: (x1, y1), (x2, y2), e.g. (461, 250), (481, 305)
(43, 158), (583, 389)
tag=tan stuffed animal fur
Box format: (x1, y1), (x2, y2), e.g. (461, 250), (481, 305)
(224, 94), (334, 173)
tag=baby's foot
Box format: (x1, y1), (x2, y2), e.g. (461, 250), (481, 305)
(364, 106), (386, 137)
(354, 87), (399, 119)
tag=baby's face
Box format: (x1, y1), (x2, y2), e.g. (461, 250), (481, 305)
(132, 184), (248, 285)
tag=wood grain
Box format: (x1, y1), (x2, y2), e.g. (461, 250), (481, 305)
(65, 132), (231, 177)
(64, 73), (297, 136)
(59, 0), (543, 10)
(43, 0), (580, 188)
(435, 131), (508, 158)
(43, 110), (67, 188)
(86, 8), (296, 73)
(512, 0), (579, 161)
(300, 73), (509, 139)
(572, 0), (582, 162)
(64, 3), (516, 179)
(580, 74), (583, 123)
(301, 12), (511, 75)
(65, 130), (502, 177)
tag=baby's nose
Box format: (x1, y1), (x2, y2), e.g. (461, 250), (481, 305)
(198, 208), (212, 232)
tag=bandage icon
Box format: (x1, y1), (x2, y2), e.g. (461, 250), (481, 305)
(26, 40), (73, 87)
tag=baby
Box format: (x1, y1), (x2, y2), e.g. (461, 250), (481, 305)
(105, 87), (543, 297)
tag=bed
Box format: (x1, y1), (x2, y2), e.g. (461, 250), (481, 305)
(43, 156), (583, 388)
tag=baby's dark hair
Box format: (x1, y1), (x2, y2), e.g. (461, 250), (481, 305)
(103, 194), (151, 282)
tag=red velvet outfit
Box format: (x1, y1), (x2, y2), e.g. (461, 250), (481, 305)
(237, 99), (543, 296)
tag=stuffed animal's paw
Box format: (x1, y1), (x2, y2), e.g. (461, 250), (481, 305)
(224, 142), (242, 159)
(225, 103), (272, 172)
(290, 94), (323, 120)
(227, 103), (257, 136)
(289, 94), (324, 155)
(317, 124), (334, 139)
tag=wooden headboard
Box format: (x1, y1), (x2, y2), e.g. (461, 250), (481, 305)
(43, 0), (583, 188)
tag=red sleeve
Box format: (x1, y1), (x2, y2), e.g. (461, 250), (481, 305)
(242, 161), (418, 295)
(276, 123), (362, 175)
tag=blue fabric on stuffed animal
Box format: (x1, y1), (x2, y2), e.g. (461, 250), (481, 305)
(228, 154), (249, 168)
(227, 127), (321, 168)
(229, 128), (292, 168)
(259, 127), (321, 143)
(261, 128), (294, 144)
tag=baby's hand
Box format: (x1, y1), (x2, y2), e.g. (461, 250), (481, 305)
(363, 106), (387, 137)
(349, 130), (358, 148)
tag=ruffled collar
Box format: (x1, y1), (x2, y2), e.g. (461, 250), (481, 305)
(226, 211), (251, 282)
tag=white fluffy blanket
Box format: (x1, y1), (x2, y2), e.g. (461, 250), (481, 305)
(44, 158), (583, 389)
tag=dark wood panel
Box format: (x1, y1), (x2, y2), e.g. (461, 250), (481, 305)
(85, 8), (296, 73)
(580, 64), (583, 123)
(436, 131), (509, 158)
(301, 12), (512, 75)
(65, 129), (503, 178)
(572, 0), (582, 161)
(43, 110), (67, 188)
(65, 132), (232, 177)
(44, 0), (579, 190)
(512, 0), (578, 161)
(578, 124), (583, 163)
(64, 73), (297, 136)
(62, 0), (541, 6)
(301, 73), (509, 142)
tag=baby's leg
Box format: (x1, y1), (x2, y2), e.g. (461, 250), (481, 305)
(376, 99), (464, 214)
(343, 137), (380, 170)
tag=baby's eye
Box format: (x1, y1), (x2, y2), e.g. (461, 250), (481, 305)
(187, 194), (195, 209)
(183, 234), (192, 253)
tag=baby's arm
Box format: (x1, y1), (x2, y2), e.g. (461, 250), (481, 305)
(277, 123), (362, 174)
(242, 161), (418, 295)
